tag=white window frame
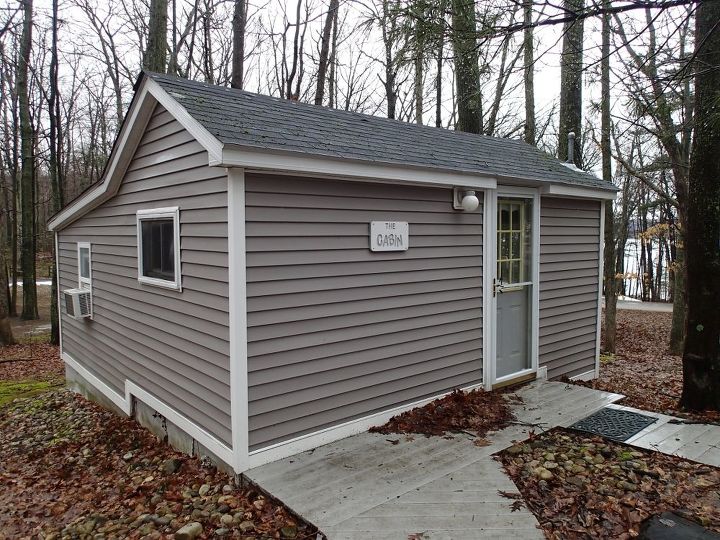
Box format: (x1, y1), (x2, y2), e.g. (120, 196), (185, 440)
(77, 242), (92, 289)
(136, 207), (182, 291)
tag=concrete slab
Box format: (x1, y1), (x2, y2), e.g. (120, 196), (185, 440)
(246, 381), (623, 539)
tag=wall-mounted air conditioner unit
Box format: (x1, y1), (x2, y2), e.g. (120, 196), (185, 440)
(64, 288), (92, 320)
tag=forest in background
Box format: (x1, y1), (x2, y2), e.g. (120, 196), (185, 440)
(0, 0), (717, 407)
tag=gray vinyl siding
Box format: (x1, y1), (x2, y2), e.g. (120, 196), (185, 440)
(538, 197), (601, 379)
(58, 103), (231, 445)
(245, 175), (484, 451)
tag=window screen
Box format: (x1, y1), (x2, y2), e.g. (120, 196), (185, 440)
(141, 219), (175, 281)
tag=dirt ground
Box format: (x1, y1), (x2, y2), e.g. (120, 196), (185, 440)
(8, 279), (52, 342)
(575, 309), (720, 423)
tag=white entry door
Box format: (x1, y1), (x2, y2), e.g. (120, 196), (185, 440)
(494, 197), (535, 381)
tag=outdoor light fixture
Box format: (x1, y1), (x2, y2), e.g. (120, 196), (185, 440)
(453, 188), (480, 212)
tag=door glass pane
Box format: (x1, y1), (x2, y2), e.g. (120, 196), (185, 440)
(497, 198), (532, 285)
(500, 207), (510, 230)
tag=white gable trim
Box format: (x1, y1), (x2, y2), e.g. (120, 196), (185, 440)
(145, 77), (223, 164)
(47, 77), (224, 232)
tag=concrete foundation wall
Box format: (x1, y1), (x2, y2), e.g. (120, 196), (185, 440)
(65, 364), (234, 475)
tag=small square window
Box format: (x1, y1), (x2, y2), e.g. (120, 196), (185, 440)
(136, 207), (181, 290)
(78, 242), (91, 288)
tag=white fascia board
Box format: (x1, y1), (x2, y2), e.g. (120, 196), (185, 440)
(48, 80), (156, 231)
(220, 146), (497, 190)
(543, 183), (617, 200)
(47, 76), (224, 232)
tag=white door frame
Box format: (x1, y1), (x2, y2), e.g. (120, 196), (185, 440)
(483, 186), (540, 389)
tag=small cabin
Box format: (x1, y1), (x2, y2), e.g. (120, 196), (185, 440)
(48, 72), (616, 474)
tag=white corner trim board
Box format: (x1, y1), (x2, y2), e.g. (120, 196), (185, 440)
(63, 352), (234, 468)
(244, 381), (485, 469)
(227, 168), (249, 473)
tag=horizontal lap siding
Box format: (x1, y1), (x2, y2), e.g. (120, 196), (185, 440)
(539, 197), (600, 379)
(58, 104), (232, 445)
(246, 175), (483, 451)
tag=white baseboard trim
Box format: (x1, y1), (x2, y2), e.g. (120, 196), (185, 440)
(537, 366), (548, 380)
(63, 352), (234, 468)
(570, 369), (597, 382)
(245, 381), (485, 470)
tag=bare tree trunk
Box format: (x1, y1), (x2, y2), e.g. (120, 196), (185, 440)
(327, 4), (339, 108)
(451, 0), (482, 134)
(414, 40), (423, 124)
(18, 0), (37, 321)
(381, 0), (398, 119)
(49, 0), (63, 345)
(600, 0), (617, 353)
(144, 0), (168, 73)
(315, 0), (338, 104)
(523, 0), (535, 145)
(0, 236), (13, 345)
(680, 0), (720, 411)
(435, 18), (443, 128)
(231, 0), (247, 89)
(557, 0), (584, 165)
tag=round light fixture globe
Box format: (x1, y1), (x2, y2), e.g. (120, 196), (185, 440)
(461, 191), (479, 212)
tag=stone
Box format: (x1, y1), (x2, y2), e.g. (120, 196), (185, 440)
(215, 528), (229, 536)
(567, 476), (585, 487)
(506, 445), (523, 455)
(571, 465), (587, 474)
(222, 484), (233, 495)
(174, 522), (203, 540)
(162, 459), (182, 474)
(220, 514), (233, 526)
(198, 484), (211, 497)
(238, 521), (255, 533)
(280, 525), (298, 538)
(534, 467), (554, 480)
(544, 461), (559, 470)
(123, 452), (134, 461)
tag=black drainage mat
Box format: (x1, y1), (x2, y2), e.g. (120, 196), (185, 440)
(570, 407), (658, 442)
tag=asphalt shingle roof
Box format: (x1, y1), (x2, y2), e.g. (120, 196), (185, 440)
(147, 72), (614, 191)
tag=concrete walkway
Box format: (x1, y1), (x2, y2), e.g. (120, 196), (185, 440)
(609, 403), (720, 466)
(246, 381), (623, 539)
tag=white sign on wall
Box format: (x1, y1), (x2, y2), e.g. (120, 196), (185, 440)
(370, 221), (409, 252)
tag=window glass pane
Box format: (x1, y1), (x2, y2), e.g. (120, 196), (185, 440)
(141, 218), (175, 281)
(79, 247), (90, 279)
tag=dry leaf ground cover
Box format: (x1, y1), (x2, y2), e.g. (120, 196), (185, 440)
(499, 429), (720, 539)
(0, 389), (317, 540)
(0, 342), (317, 539)
(576, 309), (720, 423)
(369, 388), (516, 438)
